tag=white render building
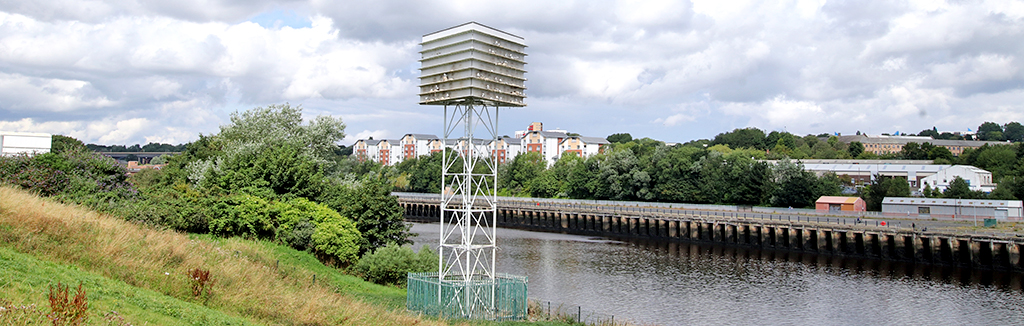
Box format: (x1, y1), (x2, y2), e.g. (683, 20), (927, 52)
(883, 197), (1023, 219)
(920, 165), (997, 193)
(559, 136), (609, 158)
(400, 134), (439, 160)
(1, 132), (51, 155)
(351, 123), (607, 166)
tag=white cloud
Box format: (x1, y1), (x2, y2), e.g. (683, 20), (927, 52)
(1, 0), (1023, 146)
(653, 113), (694, 127)
(0, 72), (115, 111)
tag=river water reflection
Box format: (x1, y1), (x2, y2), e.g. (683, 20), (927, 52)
(409, 222), (1024, 325)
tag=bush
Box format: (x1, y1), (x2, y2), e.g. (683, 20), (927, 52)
(354, 245), (437, 286)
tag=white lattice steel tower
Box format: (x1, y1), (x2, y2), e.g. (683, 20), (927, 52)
(418, 22), (527, 319)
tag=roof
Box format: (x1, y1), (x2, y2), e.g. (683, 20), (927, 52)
(404, 133), (439, 140)
(816, 196), (863, 204)
(422, 22), (526, 45)
(362, 139), (382, 146)
(801, 164), (950, 173)
(883, 197), (1023, 208)
(787, 159), (934, 164)
(0, 131), (51, 137)
(579, 136), (610, 144)
(523, 130), (569, 139)
(837, 134), (1007, 147)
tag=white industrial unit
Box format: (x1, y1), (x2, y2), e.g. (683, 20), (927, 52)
(1, 132), (52, 155)
(410, 22), (528, 321)
(882, 197), (1023, 219)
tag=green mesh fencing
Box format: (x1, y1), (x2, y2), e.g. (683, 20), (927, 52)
(407, 272), (528, 321)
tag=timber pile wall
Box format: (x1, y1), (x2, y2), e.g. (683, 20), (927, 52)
(399, 200), (1024, 271)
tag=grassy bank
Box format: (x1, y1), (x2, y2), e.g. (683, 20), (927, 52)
(0, 186), (443, 325)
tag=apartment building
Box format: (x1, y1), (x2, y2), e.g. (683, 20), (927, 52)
(559, 136), (609, 158)
(400, 134), (438, 160)
(352, 122), (608, 166)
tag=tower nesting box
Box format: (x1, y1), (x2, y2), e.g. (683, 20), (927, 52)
(406, 22), (529, 321)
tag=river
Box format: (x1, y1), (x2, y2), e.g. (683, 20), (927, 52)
(408, 222), (1024, 326)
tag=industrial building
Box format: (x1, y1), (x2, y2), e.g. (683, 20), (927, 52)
(815, 196), (866, 212)
(882, 197), (1023, 219)
(920, 165), (997, 193)
(0, 132), (51, 155)
(784, 160), (998, 193)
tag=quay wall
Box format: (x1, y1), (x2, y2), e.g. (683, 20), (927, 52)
(399, 200), (1024, 272)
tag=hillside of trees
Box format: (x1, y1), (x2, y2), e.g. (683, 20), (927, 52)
(2, 104), (417, 274)
(390, 125), (1024, 209)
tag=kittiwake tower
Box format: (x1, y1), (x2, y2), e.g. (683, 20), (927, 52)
(406, 22), (529, 321)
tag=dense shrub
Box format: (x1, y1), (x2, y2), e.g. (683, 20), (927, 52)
(354, 245), (437, 286)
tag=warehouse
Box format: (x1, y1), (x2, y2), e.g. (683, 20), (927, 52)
(1, 132), (51, 155)
(882, 197), (1023, 220)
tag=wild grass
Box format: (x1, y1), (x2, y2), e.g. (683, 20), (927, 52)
(0, 185), (445, 325)
(0, 245), (253, 325)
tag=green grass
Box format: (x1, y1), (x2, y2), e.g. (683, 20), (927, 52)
(0, 186), (589, 326)
(0, 246), (254, 325)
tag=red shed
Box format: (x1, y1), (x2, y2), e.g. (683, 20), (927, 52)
(815, 196), (866, 212)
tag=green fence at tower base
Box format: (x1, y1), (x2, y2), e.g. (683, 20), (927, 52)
(407, 272), (528, 321)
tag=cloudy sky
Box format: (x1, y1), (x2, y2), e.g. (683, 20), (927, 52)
(1, 0), (1022, 146)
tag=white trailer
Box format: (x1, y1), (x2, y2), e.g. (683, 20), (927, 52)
(1, 132), (52, 155)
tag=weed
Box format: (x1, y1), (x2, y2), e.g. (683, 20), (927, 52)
(47, 282), (88, 325)
(186, 268), (212, 298)
(102, 310), (133, 326)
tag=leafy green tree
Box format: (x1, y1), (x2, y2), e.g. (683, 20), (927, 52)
(928, 146), (955, 162)
(962, 144), (1017, 180)
(943, 176), (977, 199)
(900, 142), (928, 160)
(1004, 122), (1024, 142)
(769, 159), (833, 208)
(319, 175), (411, 255)
(712, 128), (767, 150)
(918, 128), (940, 138)
(50, 135), (87, 154)
(354, 245), (437, 286)
(649, 146), (700, 203)
(722, 154), (774, 205)
(978, 122), (1004, 141)
(394, 151), (443, 193)
(183, 104), (345, 198)
(564, 155), (602, 199)
(848, 141), (864, 158)
(606, 133), (633, 144)
(499, 151), (545, 195)
(596, 149), (652, 201)
(862, 175), (910, 211)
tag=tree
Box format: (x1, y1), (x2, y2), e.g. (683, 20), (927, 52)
(711, 128), (767, 150)
(978, 122), (1004, 141)
(769, 159), (830, 208)
(565, 155), (602, 199)
(918, 128), (940, 138)
(899, 142), (927, 160)
(649, 145), (701, 203)
(862, 175), (910, 211)
(928, 146), (954, 162)
(606, 133), (633, 144)
(943, 176), (974, 199)
(596, 149), (652, 201)
(499, 151), (545, 195)
(320, 175), (412, 255)
(1004, 122), (1024, 142)
(50, 135), (87, 154)
(848, 141), (864, 158)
